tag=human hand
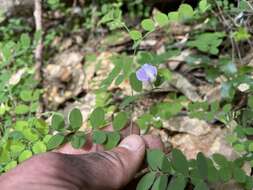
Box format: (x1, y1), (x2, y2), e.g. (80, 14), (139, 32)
(0, 131), (163, 190)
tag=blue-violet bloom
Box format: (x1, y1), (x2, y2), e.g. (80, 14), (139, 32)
(136, 64), (157, 82)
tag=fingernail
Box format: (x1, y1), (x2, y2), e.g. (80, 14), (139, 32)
(119, 135), (144, 151)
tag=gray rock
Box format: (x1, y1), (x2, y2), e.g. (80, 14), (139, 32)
(0, 0), (34, 16)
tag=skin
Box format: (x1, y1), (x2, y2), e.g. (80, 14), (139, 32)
(0, 130), (163, 190)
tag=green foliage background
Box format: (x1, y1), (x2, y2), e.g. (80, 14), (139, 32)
(0, 0), (253, 189)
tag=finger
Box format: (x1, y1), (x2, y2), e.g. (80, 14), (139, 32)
(75, 135), (146, 189)
(142, 134), (164, 150)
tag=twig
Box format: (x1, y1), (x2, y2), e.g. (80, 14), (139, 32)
(34, 0), (43, 81)
(34, 0), (44, 116)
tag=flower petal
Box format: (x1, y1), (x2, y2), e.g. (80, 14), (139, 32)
(136, 64), (158, 82)
(136, 68), (149, 82)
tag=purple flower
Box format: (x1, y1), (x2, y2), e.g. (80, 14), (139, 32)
(136, 64), (157, 82)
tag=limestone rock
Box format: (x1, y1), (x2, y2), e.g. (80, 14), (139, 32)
(43, 50), (85, 109)
(0, 0), (34, 16)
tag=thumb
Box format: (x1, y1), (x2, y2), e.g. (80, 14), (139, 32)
(78, 134), (146, 190)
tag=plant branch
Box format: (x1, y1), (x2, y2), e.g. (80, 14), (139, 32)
(34, 0), (43, 82)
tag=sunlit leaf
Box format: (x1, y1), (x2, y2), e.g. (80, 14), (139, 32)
(196, 152), (208, 179)
(130, 73), (142, 92)
(113, 112), (128, 131)
(167, 175), (187, 190)
(151, 175), (168, 190)
(92, 130), (107, 144)
(141, 19), (155, 32)
(129, 30), (142, 41)
(154, 12), (169, 27)
(178, 4), (194, 21)
(171, 149), (189, 176)
(32, 141), (47, 154)
(90, 107), (105, 129)
(47, 134), (65, 150)
(136, 172), (156, 190)
(71, 132), (86, 149)
(18, 150), (33, 163)
(69, 108), (83, 130)
(51, 113), (65, 131)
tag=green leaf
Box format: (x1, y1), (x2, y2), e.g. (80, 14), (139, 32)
(233, 166), (246, 183)
(171, 149), (189, 176)
(71, 132), (86, 149)
(219, 58), (237, 75)
(90, 107), (105, 129)
(161, 156), (172, 174)
(159, 68), (172, 81)
(104, 132), (120, 150)
(112, 112), (128, 131)
(32, 141), (47, 154)
(155, 102), (183, 119)
(151, 175), (168, 190)
(129, 30), (142, 41)
(20, 90), (33, 102)
(213, 154), (230, 168)
(120, 95), (139, 108)
(248, 96), (253, 109)
(189, 168), (202, 185)
(233, 27), (251, 42)
(221, 82), (235, 99)
(136, 113), (153, 130)
(51, 113), (65, 131)
(92, 130), (107, 144)
(245, 176), (253, 190)
(14, 120), (28, 131)
(15, 104), (30, 115)
(147, 149), (165, 170)
(18, 150), (33, 163)
(168, 12), (179, 22)
(141, 19), (155, 32)
(0, 149), (11, 163)
(154, 12), (169, 27)
(20, 33), (31, 50)
(4, 161), (17, 172)
(167, 175), (187, 190)
(0, 104), (6, 116)
(10, 143), (25, 154)
(249, 142), (253, 152)
(2, 41), (15, 62)
(69, 108), (83, 130)
(226, 134), (238, 144)
(196, 152), (208, 179)
(137, 51), (154, 65)
(23, 129), (39, 142)
(194, 180), (208, 190)
(47, 134), (65, 150)
(34, 118), (49, 135)
(101, 63), (122, 89)
(178, 4), (194, 21)
(219, 166), (232, 182)
(187, 32), (224, 55)
(207, 159), (219, 183)
(43, 135), (53, 144)
(98, 10), (114, 25)
(199, 0), (210, 13)
(136, 172), (156, 190)
(9, 131), (24, 140)
(115, 74), (125, 85)
(130, 73), (142, 92)
(30, 102), (39, 112)
(233, 143), (245, 152)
